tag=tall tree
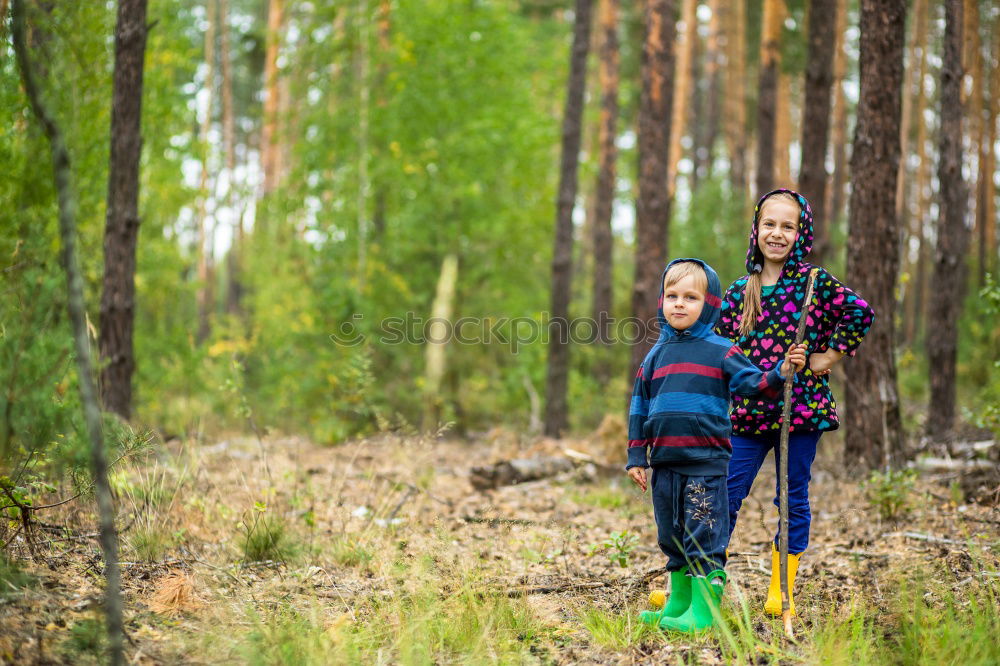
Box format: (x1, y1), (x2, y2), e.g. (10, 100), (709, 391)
(900, 0), (928, 344)
(825, 0), (849, 239)
(13, 2), (124, 662)
(755, 0), (784, 195)
(843, 0), (907, 471)
(972, 4), (1000, 286)
(592, 0), (619, 352)
(99, 0), (150, 420)
(696, 0), (723, 184)
(925, 0), (967, 443)
(978, 13), (1000, 281)
(220, 0), (243, 316)
(195, 0), (217, 344)
(798, 0), (836, 254)
(904, 0), (933, 345)
(721, 0), (747, 194)
(261, 0), (283, 196)
(630, 0), (676, 376)
(544, 0), (593, 438)
(666, 0), (696, 196)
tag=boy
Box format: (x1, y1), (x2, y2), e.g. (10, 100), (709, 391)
(626, 259), (805, 632)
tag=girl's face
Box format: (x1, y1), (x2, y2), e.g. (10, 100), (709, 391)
(757, 199), (800, 267)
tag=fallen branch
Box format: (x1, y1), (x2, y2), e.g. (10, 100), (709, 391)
(470, 456), (575, 490)
(881, 531), (968, 546)
(462, 516), (537, 527)
(833, 549), (890, 559)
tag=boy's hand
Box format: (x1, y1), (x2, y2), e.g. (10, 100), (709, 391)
(627, 467), (648, 492)
(809, 348), (845, 376)
(781, 343), (808, 378)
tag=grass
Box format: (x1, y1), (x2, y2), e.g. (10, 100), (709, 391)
(579, 605), (650, 649)
(221, 559), (553, 665)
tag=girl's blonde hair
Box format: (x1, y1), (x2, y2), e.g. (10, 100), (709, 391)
(738, 192), (800, 337)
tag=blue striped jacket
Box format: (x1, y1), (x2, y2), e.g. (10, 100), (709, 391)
(627, 259), (786, 475)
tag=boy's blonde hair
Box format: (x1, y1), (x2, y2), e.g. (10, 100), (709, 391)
(663, 261), (708, 292)
(739, 192), (800, 337)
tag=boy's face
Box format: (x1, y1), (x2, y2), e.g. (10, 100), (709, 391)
(662, 274), (705, 331)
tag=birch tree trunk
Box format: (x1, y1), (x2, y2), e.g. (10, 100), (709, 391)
(925, 0), (967, 444)
(544, 0), (593, 438)
(13, 2), (124, 662)
(843, 0), (907, 472)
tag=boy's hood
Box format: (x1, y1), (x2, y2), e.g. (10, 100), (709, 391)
(656, 258), (723, 340)
(745, 188), (814, 275)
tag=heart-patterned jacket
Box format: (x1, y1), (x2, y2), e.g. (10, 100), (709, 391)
(714, 189), (875, 435)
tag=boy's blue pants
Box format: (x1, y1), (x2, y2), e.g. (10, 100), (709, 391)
(726, 431), (822, 555)
(650, 467), (728, 575)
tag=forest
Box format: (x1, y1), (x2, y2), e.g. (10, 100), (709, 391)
(1, 0), (998, 663)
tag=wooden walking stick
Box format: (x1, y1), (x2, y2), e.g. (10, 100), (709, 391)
(779, 267), (818, 639)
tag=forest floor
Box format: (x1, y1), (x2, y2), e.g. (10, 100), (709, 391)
(1, 425), (999, 665)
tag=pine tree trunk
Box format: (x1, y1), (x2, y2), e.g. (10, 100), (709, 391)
(689, 8), (704, 192)
(843, 0), (907, 472)
(699, 0), (722, 184)
(592, 0), (619, 352)
(755, 0), (783, 195)
(544, 0), (593, 438)
(925, 0), (967, 444)
(667, 0), (695, 197)
(775, 68), (792, 186)
(905, 0), (931, 345)
(12, 3), (124, 663)
(630, 0), (676, 377)
(962, 0), (982, 280)
(824, 0), (849, 247)
(899, 0), (926, 344)
(980, 16), (1000, 281)
(721, 0), (747, 194)
(799, 0), (836, 251)
(261, 0), (282, 195)
(220, 0), (242, 315)
(99, 0), (149, 420)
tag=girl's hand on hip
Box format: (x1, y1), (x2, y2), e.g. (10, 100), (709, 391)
(809, 348), (845, 376)
(627, 467), (648, 492)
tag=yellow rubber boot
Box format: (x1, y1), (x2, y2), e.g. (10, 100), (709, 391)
(764, 544), (800, 616)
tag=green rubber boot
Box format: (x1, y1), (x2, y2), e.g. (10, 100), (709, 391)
(639, 567), (691, 626)
(659, 570), (727, 633)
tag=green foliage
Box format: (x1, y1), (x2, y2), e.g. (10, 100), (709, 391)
(589, 530), (638, 568)
(863, 468), (918, 521)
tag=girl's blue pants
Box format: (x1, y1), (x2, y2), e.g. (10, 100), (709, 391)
(726, 430), (822, 555)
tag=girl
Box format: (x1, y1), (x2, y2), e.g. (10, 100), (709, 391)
(715, 189), (874, 616)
